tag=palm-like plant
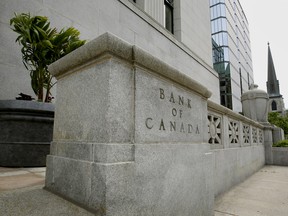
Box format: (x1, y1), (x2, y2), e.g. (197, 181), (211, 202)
(10, 13), (86, 102)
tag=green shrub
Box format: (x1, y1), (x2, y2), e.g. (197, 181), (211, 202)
(273, 140), (288, 147)
(268, 112), (288, 137)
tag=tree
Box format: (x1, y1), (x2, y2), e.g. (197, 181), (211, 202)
(268, 112), (288, 138)
(10, 13), (86, 102)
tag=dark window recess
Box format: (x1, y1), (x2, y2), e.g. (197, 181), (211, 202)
(272, 101), (277, 111)
(133, 0), (136, 2)
(165, 0), (174, 33)
(239, 68), (243, 95)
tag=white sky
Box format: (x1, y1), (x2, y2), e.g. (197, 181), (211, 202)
(239, 0), (288, 107)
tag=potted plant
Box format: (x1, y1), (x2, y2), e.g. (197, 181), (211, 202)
(0, 13), (85, 167)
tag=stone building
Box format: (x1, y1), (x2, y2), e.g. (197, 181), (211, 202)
(0, 0), (219, 104)
(266, 43), (286, 115)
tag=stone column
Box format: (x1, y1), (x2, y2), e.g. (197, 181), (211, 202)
(45, 32), (214, 216)
(262, 123), (274, 165)
(241, 85), (274, 164)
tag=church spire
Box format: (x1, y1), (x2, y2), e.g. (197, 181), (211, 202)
(267, 43), (281, 97)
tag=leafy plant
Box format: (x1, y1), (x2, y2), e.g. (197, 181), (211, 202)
(268, 112), (288, 138)
(10, 13), (86, 102)
(273, 140), (288, 147)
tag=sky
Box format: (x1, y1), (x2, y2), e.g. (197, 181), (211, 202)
(239, 0), (288, 107)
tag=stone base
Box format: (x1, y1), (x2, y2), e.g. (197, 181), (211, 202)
(45, 143), (214, 216)
(0, 100), (54, 167)
(0, 142), (50, 167)
(45, 32), (214, 215)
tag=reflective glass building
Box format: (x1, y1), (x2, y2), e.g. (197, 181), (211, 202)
(210, 0), (253, 112)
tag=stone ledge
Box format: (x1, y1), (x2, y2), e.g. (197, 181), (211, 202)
(50, 141), (135, 163)
(208, 100), (264, 129)
(49, 32), (212, 99)
(0, 100), (55, 113)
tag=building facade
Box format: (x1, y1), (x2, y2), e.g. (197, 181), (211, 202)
(210, 0), (254, 112)
(0, 0), (220, 104)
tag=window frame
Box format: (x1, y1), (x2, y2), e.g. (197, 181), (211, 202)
(164, 0), (174, 34)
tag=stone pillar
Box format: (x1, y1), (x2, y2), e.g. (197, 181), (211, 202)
(262, 123), (274, 165)
(241, 85), (274, 164)
(45, 33), (214, 216)
(272, 127), (284, 144)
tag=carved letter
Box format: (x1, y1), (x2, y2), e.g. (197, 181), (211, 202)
(179, 96), (184, 105)
(180, 122), (185, 133)
(187, 99), (192, 108)
(160, 88), (165, 100)
(170, 121), (176, 131)
(172, 108), (177, 117)
(196, 125), (200, 134)
(188, 124), (193, 133)
(169, 92), (175, 103)
(179, 109), (183, 118)
(159, 119), (166, 131)
(145, 118), (153, 129)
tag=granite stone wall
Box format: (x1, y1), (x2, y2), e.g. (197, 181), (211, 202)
(45, 32), (214, 216)
(0, 0), (219, 103)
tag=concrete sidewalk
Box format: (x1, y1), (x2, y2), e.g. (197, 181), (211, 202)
(0, 167), (93, 216)
(0, 167), (46, 192)
(0, 166), (288, 215)
(215, 166), (288, 216)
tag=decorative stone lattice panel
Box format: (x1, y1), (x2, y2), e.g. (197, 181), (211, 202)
(208, 113), (222, 145)
(243, 124), (250, 145)
(228, 119), (239, 144)
(252, 127), (258, 144)
(258, 129), (263, 144)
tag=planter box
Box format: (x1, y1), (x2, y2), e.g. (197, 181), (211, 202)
(0, 100), (54, 167)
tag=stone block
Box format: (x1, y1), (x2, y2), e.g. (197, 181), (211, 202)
(135, 68), (207, 143)
(272, 127), (284, 144)
(46, 32), (213, 215)
(52, 59), (134, 143)
(0, 100), (54, 167)
(272, 148), (288, 166)
(132, 143), (213, 216)
(45, 156), (93, 205)
(213, 145), (265, 197)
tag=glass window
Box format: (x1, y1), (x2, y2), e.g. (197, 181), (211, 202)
(223, 47), (229, 61)
(272, 101), (277, 111)
(222, 32), (228, 45)
(221, 18), (227, 31)
(164, 0), (173, 33)
(220, 4), (226, 16)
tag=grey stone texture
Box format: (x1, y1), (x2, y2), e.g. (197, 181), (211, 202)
(272, 148), (288, 166)
(241, 86), (269, 123)
(263, 124), (274, 165)
(272, 126), (284, 144)
(0, 100), (54, 167)
(46, 32), (268, 215)
(207, 100), (266, 196)
(0, 185), (94, 216)
(46, 32), (214, 215)
(270, 127), (288, 166)
(213, 145), (265, 197)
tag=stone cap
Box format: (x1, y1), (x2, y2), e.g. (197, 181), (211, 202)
(49, 32), (212, 99)
(208, 100), (264, 129)
(241, 86), (268, 101)
(0, 100), (55, 112)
